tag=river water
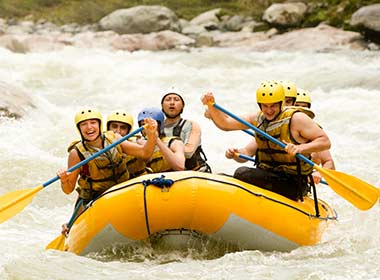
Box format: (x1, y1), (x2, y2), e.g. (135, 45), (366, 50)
(0, 46), (379, 279)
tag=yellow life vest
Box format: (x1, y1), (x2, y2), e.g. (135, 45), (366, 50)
(124, 136), (150, 178)
(253, 107), (314, 175)
(71, 131), (129, 201)
(286, 106), (315, 119)
(146, 136), (180, 173)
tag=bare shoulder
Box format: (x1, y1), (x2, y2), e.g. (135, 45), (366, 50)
(292, 111), (314, 124)
(68, 148), (80, 159)
(68, 148), (81, 165)
(292, 111), (309, 119)
(189, 119), (200, 129)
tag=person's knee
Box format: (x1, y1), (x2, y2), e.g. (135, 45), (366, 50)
(234, 167), (250, 180)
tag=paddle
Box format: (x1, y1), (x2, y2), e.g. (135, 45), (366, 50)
(0, 126), (145, 224)
(243, 129), (255, 136)
(212, 102), (380, 210)
(236, 153), (329, 186)
(45, 199), (83, 251)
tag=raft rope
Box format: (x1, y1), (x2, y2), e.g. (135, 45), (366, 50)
(142, 175), (174, 235)
(163, 176), (337, 221)
(142, 175), (174, 189)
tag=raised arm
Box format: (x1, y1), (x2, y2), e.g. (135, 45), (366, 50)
(120, 118), (158, 160)
(201, 92), (253, 131)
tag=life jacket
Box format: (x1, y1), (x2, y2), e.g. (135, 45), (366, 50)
(168, 118), (211, 173)
(124, 136), (150, 178)
(70, 131), (129, 202)
(253, 107), (314, 175)
(146, 136), (181, 173)
(286, 106), (315, 119)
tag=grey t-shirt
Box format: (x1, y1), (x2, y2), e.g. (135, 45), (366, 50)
(164, 119), (192, 144)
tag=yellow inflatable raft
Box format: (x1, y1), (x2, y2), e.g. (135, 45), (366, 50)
(58, 171), (337, 255)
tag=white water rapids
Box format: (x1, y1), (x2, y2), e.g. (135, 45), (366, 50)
(0, 46), (380, 280)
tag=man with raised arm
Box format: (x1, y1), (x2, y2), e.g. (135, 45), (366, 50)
(201, 80), (331, 201)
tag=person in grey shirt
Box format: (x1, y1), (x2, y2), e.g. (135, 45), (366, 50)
(161, 87), (211, 173)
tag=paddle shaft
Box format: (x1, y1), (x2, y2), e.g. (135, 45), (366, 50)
(243, 129), (254, 137)
(45, 199), (84, 250)
(42, 126), (144, 189)
(68, 199), (83, 228)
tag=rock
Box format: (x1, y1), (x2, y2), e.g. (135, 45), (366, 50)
(0, 35), (30, 53)
(221, 15), (246, 32)
(212, 31), (269, 47)
(181, 24), (207, 37)
(178, 19), (190, 30)
(0, 4), (378, 53)
(69, 31), (118, 50)
(351, 4), (380, 32)
(111, 33), (144, 52)
(249, 24), (368, 52)
(195, 32), (215, 47)
(99, 5), (181, 34)
(190, 8), (221, 30)
(0, 81), (35, 119)
(263, 2), (308, 28)
(111, 30), (194, 51)
(60, 23), (82, 34)
(350, 4), (380, 44)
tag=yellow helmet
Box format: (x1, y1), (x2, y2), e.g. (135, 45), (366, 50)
(256, 80), (285, 106)
(296, 89), (312, 107)
(106, 111), (134, 130)
(74, 108), (103, 135)
(279, 80), (297, 99)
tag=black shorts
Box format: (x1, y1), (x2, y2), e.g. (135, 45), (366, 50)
(233, 166), (309, 201)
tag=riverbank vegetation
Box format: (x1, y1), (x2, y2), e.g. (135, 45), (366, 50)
(0, 0), (378, 30)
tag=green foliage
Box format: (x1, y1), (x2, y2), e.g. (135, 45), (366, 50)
(305, 9), (328, 27)
(302, 0), (380, 29)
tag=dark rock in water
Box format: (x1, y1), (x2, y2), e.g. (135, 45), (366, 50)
(0, 81), (35, 119)
(350, 4), (380, 44)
